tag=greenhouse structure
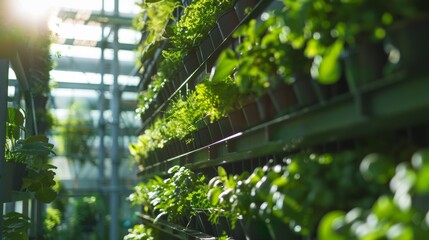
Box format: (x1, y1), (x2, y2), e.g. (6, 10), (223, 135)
(1, 0), (429, 239)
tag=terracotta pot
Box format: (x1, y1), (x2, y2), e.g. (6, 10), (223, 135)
(240, 98), (263, 128)
(343, 41), (387, 92)
(183, 50), (200, 75)
(234, 0), (259, 21)
(195, 211), (216, 236)
(217, 9), (240, 39)
(387, 14), (429, 72)
(209, 25), (223, 50)
(291, 74), (319, 107)
(218, 116), (234, 138)
(195, 126), (212, 148)
(199, 35), (215, 62)
(256, 93), (277, 121)
(228, 109), (248, 133)
(206, 120), (223, 142)
(242, 217), (271, 240)
(1, 162), (26, 201)
(267, 81), (298, 115)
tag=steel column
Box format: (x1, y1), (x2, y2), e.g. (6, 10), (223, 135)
(0, 59), (10, 240)
(109, 0), (121, 238)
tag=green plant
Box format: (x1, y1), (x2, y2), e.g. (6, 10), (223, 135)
(207, 150), (391, 237)
(128, 166), (209, 225)
(5, 108), (57, 203)
(319, 148), (429, 239)
(150, 166), (209, 223)
(387, 0), (429, 20)
(137, 0), (235, 116)
(2, 212), (31, 240)
(134, 0), (180, 63)
(212, 11), (313, 95)
(166, 0), (234, 55)
(281, 0), (394, 84)
(43, 207), (62, 239)
(208, 167), (251, 229)
(55, 101), (95, 166)
(131, 76), (239, 165)
(124, 224), (156, 240)
(128, 178), (163, 216)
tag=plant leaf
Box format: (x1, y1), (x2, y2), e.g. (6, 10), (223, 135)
(35, 187), (57, 203)
(316, 40), (343, 84)
(210, 49), (237, 82)
(217, 166), (227, 178)
(208, 187), (222, 205)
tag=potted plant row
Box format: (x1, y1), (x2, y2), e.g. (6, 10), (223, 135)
(129, 144), (401, 240)
(136, 0), (264, 122)
(135, 138), (429, 239)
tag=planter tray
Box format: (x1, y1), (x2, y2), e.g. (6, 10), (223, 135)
(137, 213), (217, 240)
(139, 0), (277, 131)
(140, 72), (429, 177)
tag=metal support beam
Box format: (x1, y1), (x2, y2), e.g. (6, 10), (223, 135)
(55, 56), (135, 75)
(109, 0), (121, 238)
(98, 2), (107, 235)
(56, 9), (134, 27)
(55, 38), (136, 51)
(0, 58), (10, 240)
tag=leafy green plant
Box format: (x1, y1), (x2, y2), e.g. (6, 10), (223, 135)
(150, 166), (209, 223)
(319, 148), (429, 239)
(127, 166), (209, 225)
(136, 0), (235, 116)
(212, 11), (313, 95)
(207, 150), (391, 237)
(5, 108), (57, 203)
(167, 0), (234, 55)
(69, 196), (100, 234)
(43, 207), (62, 239)
(128, 178), (163, 216)
(124, 224), (157, 240)
(131, 75), (240, 165)
(2, 212), (31, 240)
(208, 167), (251, 229)
(134, 0), (181, 66)
(282, 0), (394, 84)
(387, 0), (429, 20)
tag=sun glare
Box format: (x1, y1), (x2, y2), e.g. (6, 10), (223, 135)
(11, 0), (54, 22)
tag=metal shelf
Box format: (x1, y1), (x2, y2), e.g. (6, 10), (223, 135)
(56, 9), (134, 28)
(138, 0), (274, 131)
(140, 72), (429, 177)
(138, 213), (217, 240)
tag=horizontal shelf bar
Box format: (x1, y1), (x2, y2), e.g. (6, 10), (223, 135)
(56, 9), (134, 27)
(9, 79), (137, 93)
(55, 56), (135, 75)
(140, 73), (429, 177)
(55, 38), (136, 51)
(138, 213), (217, 240)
